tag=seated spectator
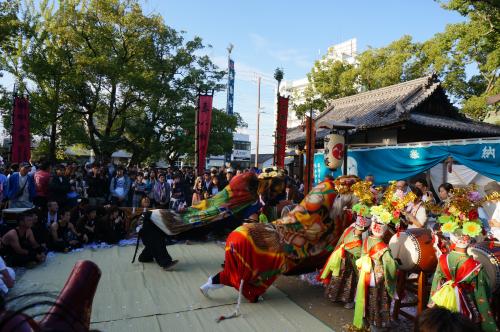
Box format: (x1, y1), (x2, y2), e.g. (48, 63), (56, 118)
(50, 209), (83, 252)
(76, 206), (98, 243)
(415, 307), (479, 332)
(70, 198), (89, 225)
(403, 187), (427, 229)
(415, 178), (436, 204)
(1, 212), (46, 267)
(44, 201), (59, 227)
(31, 210), (49, 250)
(0, 256), (15, 296)
(100, 207), (126, 244)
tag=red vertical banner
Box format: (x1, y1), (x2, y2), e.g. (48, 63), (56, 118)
(11, 97), (31, 163)
(274, 96), (289, 168)
(304, 116), (315, 194)
(197, 94), (213, 175)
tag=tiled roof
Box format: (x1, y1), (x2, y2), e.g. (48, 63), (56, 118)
(409, 113), (500, 135)
(287, 75), (500, 144)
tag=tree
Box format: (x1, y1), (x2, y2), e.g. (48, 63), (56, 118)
(416, 0), (499, 119)
(295, 2), (498, 121)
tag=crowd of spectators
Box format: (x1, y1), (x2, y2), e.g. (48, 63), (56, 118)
(0, 160), (305, 295)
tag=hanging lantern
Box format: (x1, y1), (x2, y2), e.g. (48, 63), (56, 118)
(324, 133), (344, 170)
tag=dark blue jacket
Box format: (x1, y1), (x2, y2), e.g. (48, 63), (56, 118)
(6, 172), (37, 201)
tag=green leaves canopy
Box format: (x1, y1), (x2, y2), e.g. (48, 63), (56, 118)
(0, 0), (239, 164)
(294, 0), (499, 121)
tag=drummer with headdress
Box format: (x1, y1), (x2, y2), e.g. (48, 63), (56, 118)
(319, 181), (374, 309)
(352, 204), (398, 331)
(430, 186), (498, 332)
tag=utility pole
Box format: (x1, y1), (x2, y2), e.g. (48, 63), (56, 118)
(255, 76), (261, 168)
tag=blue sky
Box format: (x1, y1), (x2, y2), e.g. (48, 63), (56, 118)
(143, 0), (465, 153)
(0, 1), (466, 154)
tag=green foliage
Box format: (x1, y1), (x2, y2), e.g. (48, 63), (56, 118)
(297, 1), (499, 121)
(0, 0), (229, 164)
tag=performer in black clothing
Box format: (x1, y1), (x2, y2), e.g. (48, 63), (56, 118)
(134, 211), (178, 270)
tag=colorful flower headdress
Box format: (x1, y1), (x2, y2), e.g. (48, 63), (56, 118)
(369, 205), (394, 225)
(378, 181), (416, 225)
(334, 175), (360, 194)
(353, 202), (371, 217)
(437, 185), (483, 237)
(258, 166), (285, 179)
(351, 180), (374, 205)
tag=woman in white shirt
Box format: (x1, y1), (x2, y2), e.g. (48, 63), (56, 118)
(403, 187), (427, 229)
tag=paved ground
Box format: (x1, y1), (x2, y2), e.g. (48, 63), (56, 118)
(10, 242), (335, 332)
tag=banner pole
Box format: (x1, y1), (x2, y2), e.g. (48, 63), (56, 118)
(195, 94), (199, 177)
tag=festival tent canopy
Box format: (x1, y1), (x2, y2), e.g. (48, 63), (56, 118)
(313, 138), (500, 185)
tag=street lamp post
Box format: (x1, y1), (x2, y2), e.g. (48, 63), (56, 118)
(255, 76), (261, 168)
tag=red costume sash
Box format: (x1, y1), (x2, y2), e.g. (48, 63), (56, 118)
(439, 253), (481, 318)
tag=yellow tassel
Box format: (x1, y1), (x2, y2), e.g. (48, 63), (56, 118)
(431, 281), (459, 313)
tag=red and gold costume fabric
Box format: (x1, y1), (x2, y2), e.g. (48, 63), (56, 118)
(219, 179), (338, 301)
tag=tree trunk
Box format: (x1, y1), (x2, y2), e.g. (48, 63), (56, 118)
(49, 120), (57, 165)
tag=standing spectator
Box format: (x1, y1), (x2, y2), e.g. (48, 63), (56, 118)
(86, 163), (108, 207)
(415, 178), (436, 204)
(208, 177), (219, 197)
(6, 162), (36, 208)
(438, 183), (454, 206)
(131, 172), (146, 208)
(192, 176), (203, 205)
(202, 171), (211, 192)
(109, 166), (130, 207)
(170, 173), (185, 211)
(0, 165), (8, 208)
(33, 161), (51, 209)
(153, 173), (170, 208)
(403, 187), (427, 229)
(66, 177), (81, 208)
(145, 170), (157, 206)
(1, 213), (46, 267)
(48, 164), (71, 208)
(226, 168), (234, 184)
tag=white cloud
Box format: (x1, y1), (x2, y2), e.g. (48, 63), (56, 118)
(248, 33), (312, 70)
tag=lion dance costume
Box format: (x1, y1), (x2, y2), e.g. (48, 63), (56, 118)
(200, 178), (344, 302)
